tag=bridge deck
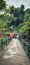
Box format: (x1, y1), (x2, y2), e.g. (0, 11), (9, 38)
(0, 38), (30, 65)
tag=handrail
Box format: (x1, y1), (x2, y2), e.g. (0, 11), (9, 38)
(0, 37), (11, 52)
(19, 36), (30, 59)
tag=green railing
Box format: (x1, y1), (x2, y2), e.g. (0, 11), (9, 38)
(0, 37), (11, 52)
(19, 37), (30, 59)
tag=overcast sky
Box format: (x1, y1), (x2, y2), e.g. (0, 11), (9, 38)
(5, 0), (30, 9)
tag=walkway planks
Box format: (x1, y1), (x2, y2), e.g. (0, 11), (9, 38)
(0, 38), (30, 65)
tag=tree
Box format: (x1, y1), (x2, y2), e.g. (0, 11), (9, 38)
(14, 8), (19, 17)
(0, 0), (6, 10)
(19, 21), (30, 41)
(9, 6), (15, 14)
(19, 4), (25, 23)
(24, 8), (30, 21)
(20, 4), (25, 11)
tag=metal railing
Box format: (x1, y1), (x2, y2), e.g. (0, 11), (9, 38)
(19, 37), (30, 59)
(0, 37), (11, 52)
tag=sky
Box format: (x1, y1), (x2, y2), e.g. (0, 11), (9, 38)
(5, 0), (30, 9)
(0, 0), (30, 14)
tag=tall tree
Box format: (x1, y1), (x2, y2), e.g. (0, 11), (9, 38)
(9, 6), (15, 14)
(19, 4), (25, 23)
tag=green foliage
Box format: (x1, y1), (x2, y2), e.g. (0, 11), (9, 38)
(0, 0), (6, 10)
(24, 9), (30, 21)
(0, 4), (30, 42)
(0, 19), (7, 31)
(19, 21), (30, 38)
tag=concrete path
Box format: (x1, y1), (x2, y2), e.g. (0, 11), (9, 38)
(0, 38), (30, 65)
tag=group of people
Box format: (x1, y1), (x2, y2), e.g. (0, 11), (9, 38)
(8, 33), (17, 38)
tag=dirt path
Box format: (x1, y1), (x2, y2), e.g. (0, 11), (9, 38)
(0, 38), (30, 65)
